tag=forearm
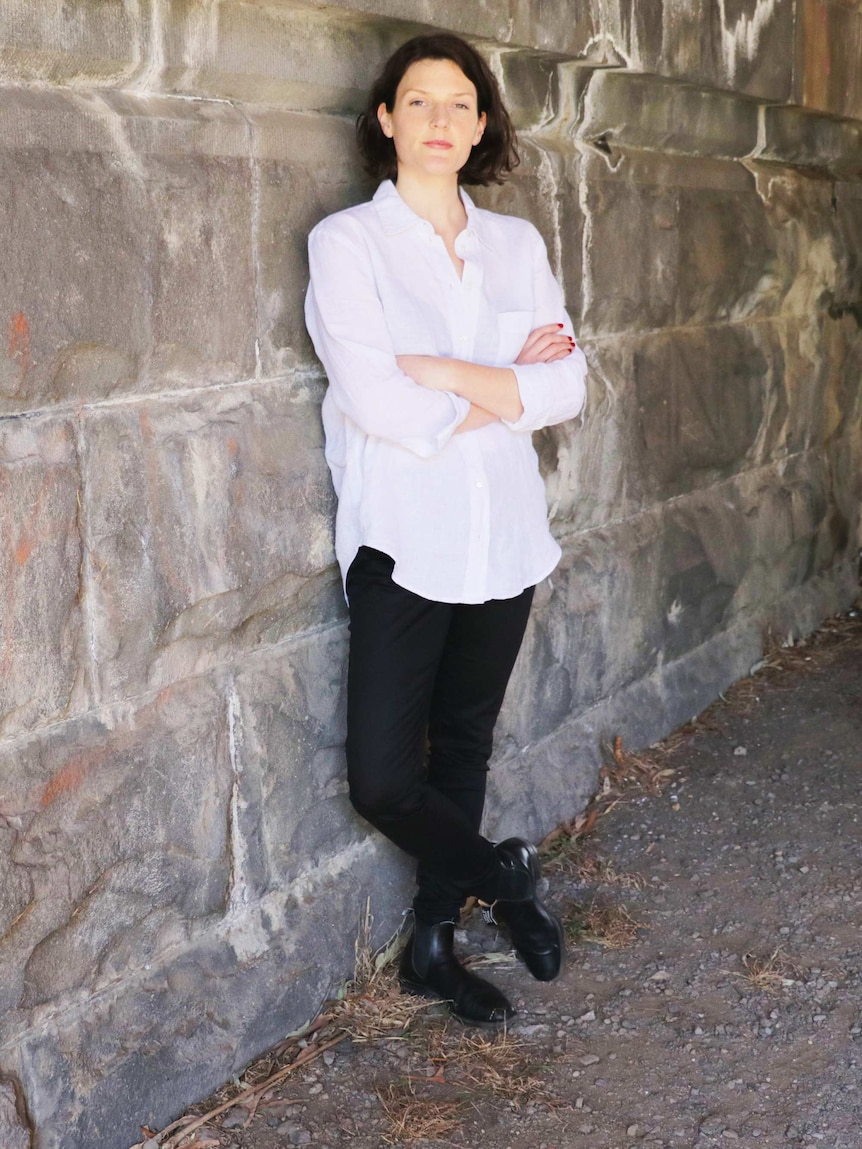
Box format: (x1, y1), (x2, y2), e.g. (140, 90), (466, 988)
(397, 355), (524, 423)
(453, 403), (500, 434)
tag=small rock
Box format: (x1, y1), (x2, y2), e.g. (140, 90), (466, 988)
(323, 1050), (336, 1066)
(579, 1054), (601, 1066)
(578, 1010), (597, 1022)
(733, 746), (747, 756)
(627, 1124), (640, 1136)
(221, 1107), (250, 1130)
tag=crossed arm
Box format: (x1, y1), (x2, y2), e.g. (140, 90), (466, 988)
(396, 323), (577, 433)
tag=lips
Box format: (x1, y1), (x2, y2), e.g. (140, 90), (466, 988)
(424, 139), (453, 149)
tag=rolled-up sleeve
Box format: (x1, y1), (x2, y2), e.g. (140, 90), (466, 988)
(305, 217), (470, 457)
(503, 226), (588, 433)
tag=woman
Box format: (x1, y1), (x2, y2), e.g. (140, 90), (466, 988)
(305, 33), (587, 1026)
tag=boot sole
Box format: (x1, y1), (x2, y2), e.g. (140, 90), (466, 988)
(398, 976), (517, 1029)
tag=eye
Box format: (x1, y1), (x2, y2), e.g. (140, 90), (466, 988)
(409, 98), (426, 106)
(454, 103), (470, 110)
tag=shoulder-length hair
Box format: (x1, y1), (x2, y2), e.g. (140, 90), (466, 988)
(356, 33), (519, 187)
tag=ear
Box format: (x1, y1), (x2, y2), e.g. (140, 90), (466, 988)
(472, 111), (487, 147)
(377, 102), (393, 138)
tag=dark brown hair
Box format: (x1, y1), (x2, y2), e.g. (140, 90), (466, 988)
(356, 33), (519, 187)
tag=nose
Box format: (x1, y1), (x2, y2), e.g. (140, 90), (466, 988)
(430, 102), (450, 127)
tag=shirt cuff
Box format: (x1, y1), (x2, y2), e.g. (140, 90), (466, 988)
(504, 357), (587, 433)
(401, 391), (472, 456)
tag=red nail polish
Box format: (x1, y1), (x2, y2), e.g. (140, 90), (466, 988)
(557, 323), (564, 329)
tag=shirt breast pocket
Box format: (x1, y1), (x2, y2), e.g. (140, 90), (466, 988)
(496, 309), (533, 366)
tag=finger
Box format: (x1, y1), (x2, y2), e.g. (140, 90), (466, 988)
(530, 332), (574, 357)
(521, 323), (565, 352)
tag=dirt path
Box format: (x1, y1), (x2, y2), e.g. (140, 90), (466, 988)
(138, 608), (862, 1149)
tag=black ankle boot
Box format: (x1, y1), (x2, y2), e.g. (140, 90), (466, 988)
(482, 897), (565, 982)
(482, 839), (565, 982)
(399, 918), (516, 1027)
(492, 837), (542, 902)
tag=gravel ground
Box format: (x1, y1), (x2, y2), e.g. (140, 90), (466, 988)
(140, 609), (862, 1149)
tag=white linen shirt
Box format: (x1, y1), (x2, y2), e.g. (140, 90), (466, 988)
(305, 179), (587, 604)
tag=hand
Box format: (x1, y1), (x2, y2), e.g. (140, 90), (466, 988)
(515, 324), (576, 365)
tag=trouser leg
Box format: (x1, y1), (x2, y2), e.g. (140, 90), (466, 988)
(413, 585), (534, 923)
(345, 548), (499, 898)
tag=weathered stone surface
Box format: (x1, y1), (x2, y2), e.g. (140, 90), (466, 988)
(0, 415), (87, 736)
(231, 626), (358, 898)
(502, 446), (843, 756)
(796, 0), (862, 120)
(759, 105), (862, 179)
(0, 676), (231, 1021)
(252, 108), (374, 377)
(0, 88), (254, 412)
(577, 68), (760, 160)
(283, 0), (797, 101)
(629, 321), (781, 501)
(162, 1), (414, 112)
(0, 0), (142, 87)
(80, 381), (339, 702)
(0, 1076), (30, 1149)
(11, 833), (410, 1149)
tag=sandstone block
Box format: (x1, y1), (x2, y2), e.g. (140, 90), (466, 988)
(231, 626), (360, 898)
(629, 322), (781, 502)
(0, 676), (231, 1019)
(579, 147), (782, 336)
(796, 0), (862, 120)
(251, 108), (374, 377)
(0, 415), (87, 736)
(162, 1), (414, 112)
(0, 1077), (30, 1149)
(577, 69), (760, 160)
(0, 0), (141, 87)
(502, 444), (840, 750)
(759, 105), (862, 179)
(80, 381), (340, 702)
(652, 0), (795, 102)
(0, 88), (254, 412)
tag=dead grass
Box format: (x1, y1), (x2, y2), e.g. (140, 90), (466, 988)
(425, 1026), (557, 1111)
(370, 982), (560, 1141)
(563, 897), (646, 950)
(731, 947), (804, 994)
(701, 608), (862, 723)
(376, 1081), (464, 1146)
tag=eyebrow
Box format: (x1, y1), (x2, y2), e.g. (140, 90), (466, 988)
(403, 88), (475, 98)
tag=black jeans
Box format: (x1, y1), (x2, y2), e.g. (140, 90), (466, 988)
(345, 547), (534, 923)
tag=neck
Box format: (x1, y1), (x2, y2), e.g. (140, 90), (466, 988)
(393, 169), (467, 233)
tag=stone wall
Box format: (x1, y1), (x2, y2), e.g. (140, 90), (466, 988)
(0, 2), (860, 1146)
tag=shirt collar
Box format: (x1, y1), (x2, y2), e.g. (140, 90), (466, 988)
(372, 180), (491, 249)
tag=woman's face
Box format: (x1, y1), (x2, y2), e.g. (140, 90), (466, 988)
(377, 57), (486, 182)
